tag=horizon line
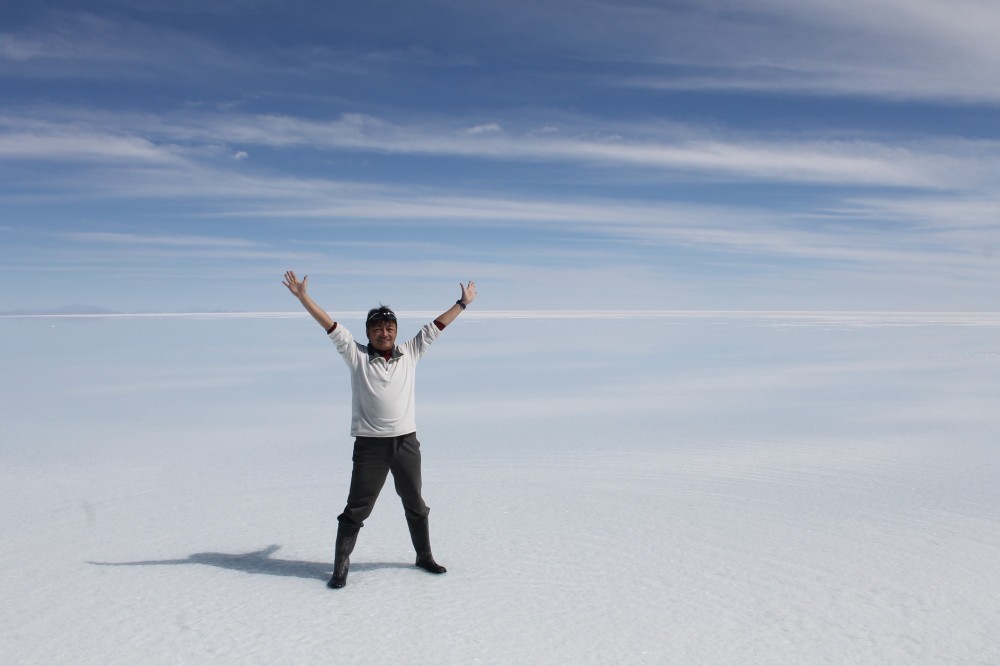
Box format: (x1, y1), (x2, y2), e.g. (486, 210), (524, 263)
(3, 309), (1000, 324)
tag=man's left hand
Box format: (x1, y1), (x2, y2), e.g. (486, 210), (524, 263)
(460, 281), (477, 305)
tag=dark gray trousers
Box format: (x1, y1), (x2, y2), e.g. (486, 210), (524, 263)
(337, 432), (430, 530)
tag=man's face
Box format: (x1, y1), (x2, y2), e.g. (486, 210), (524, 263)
(367, 320), (397, 352)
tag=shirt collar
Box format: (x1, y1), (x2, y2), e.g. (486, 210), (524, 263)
(367, 345), (402, 361)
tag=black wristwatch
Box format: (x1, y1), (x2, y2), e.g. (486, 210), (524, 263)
(456, 299), (467, 310)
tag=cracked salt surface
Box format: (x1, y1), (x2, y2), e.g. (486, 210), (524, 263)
(1, 315), (998, 664)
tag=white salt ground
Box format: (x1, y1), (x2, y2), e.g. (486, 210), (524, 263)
(1, 314), (998, 664)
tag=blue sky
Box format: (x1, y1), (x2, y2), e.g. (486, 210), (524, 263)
(2, 0), (999, 313)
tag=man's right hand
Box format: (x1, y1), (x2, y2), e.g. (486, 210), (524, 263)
(284, 270), (335, 330)
(283, 270), (308, 299)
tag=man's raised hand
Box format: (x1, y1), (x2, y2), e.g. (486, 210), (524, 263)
(284, 271), (334, 330)
(283, 271), (308, 299)
(460, 280), (477, 305)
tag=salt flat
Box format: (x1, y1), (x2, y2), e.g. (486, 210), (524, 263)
(1, 313), (998, 664)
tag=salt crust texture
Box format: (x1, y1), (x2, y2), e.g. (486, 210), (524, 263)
(2, 315), (998, 664)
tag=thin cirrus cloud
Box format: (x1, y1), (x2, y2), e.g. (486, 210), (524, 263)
(6, 1), (1000, 107)
(0, 115), (981, 254)
(0, 126), (180, 164)
(3, 110), (998, 193)
(50, 232), (318, 265)
(0, 10), (245, 80)
(132, 112), (994, 189)
(33, 194), (991, 281)
(1, 106), (995, 285)
(1, 117), (992, 277)
(467, 0), (1000, 104)
(60, 232), (262, 248)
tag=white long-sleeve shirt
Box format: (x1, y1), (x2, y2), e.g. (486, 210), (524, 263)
(327, 321), (442, 437)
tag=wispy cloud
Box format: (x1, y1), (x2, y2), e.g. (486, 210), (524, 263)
(6, 109), (1000, 193)
(7, 1), (1000, 107)
(3, 112), (996, 277)
(212, 192), (998, 273)
(452, 0), (1000, 104)
(137, 111), (1000, 189)
(0, 34), (49, 62)
(0, 11), (244, 81)
(0, 126), (180, 164)
(0, 230), (323, 276)
(62, 232), (261, 248)
(466, 123), (502, 135)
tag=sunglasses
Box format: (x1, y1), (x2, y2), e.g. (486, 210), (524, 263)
(366, 306), (397, 326)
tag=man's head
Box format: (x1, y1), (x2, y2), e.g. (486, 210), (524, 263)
(366, 305), (397, 352)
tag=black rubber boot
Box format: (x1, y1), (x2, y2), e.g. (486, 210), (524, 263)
(327, 524), (359, 589)
(407, 516), (447, 574)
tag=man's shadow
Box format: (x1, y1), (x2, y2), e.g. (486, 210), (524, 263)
(89, 544), (412, 582)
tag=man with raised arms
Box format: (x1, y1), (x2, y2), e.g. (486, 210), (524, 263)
(282, 271), (477, 589)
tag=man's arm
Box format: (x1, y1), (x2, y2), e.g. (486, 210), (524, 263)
(283, 270), (335, 331)
(434, 281), (477, 329)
